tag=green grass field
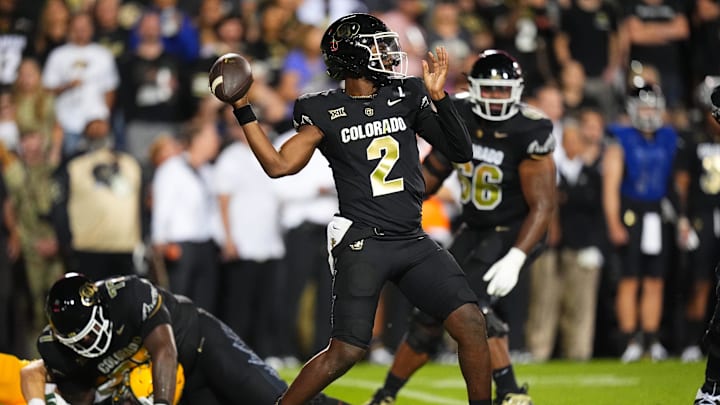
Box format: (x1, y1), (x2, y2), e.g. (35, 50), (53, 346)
(279, 359), (705, 404)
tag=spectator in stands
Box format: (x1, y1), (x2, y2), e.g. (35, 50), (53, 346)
(196, 0), (226, 58)
(276, 24), (336, 127)
(0, 87), (18, 152)
(526, 84), (567, 360)
(379, 0), (428, 78)
(50, 117), (142, 282)
(245, 3), (296, 85)
(603, 83), (679, 362)
(424, 2), (473, 92)
(621, 0), (689, 109)
(3, 128), (64, 350)
(92, 0), (130, 60)
(119, 10), (186, 166)
(12, 58), (63, 165)
(32, 0), (69, 66)
(214, 106), (286, 361)
(42, 12), (119, 156)
(483, 0), (560, 95)
(558, 60), (594, 118)
(129, 0), (200, 63)
(0, 0), (34, 86)
(526, 109), (606, 361)
(0, 164), (18, 354)
(693, 0), (720, 80)
(151, 121), (220, 314)
(555, 0), (621, 121)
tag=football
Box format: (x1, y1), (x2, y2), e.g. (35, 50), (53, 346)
(208, 53), (254, 103)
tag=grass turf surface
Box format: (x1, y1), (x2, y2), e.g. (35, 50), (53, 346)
(279, 359), (705, 404)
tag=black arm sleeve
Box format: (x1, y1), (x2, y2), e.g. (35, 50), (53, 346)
(416, 95), (473, 163)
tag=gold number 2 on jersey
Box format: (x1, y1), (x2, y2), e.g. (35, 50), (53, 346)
(367, 135), (404, 197)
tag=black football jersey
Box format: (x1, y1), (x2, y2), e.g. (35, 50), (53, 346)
(38, 276), (198, 392)
(429, 96), (554, 229)
(293, 77), (470, 233)
(676, 131), (720, 212)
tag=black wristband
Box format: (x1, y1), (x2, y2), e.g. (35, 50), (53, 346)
(233, 104), (257, 125)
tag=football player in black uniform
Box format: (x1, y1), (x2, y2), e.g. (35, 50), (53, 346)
(693, 85), (720, 405)
(222, 13), (492, 405)
(676, 79), (720, 364)
(367, 50), (556, 405)
(38, 273), (348, 405)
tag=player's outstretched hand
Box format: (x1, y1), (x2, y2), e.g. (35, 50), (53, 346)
(483, 247), (527, 297)
(422, 46), (449, 101)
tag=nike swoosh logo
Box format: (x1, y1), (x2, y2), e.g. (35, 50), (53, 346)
(116, 325), (125, 335)
(387, 99), (402, 107)
(494, 132), (508, 138)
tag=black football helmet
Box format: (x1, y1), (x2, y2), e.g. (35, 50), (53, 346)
(321, 13), (407, 85)
(468, 49), (524, 121)
(46, 273), (113, 358)
(627, 84), (665, 133)
(711, 85), (720, 124)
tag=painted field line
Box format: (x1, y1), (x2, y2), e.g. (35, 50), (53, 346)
(331, 378), (466, 405)
(412, 374), (641, 389)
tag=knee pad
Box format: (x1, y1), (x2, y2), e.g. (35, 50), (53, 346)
(482, 306), (509, 338)
(406, 310), (444, 355)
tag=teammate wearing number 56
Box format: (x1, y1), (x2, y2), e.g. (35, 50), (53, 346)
(213, 12), (492, 405)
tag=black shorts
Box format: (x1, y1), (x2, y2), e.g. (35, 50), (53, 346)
(331, 233), (477, 349)
(688, 209), (720, 281)
(618, 202), (667, 278)
(180, 310), (287, 405)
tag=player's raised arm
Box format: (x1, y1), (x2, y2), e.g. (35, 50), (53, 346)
(209, 53), (322, 177)
(232, 96), (323, 178)
(416, 47), (472, 163)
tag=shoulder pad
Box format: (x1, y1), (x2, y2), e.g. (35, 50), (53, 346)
(526, 133), (556, 156)
(519, 104), (549, 120)
(297, 89), (335, 101)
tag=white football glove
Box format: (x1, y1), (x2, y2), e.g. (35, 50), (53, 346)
(483, 247), (527, 297)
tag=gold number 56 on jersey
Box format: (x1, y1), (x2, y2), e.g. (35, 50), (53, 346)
(455, 162), (503, 210)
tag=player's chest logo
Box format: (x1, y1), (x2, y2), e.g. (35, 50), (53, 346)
(386, 86), (406, 108)
(328, 107), (347, 120)
(365, 107), (374, 117)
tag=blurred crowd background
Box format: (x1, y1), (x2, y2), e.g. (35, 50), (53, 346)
(0, 0), (718, 370)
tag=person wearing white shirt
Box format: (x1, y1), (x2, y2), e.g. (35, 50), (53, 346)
(272, 130), (337, 363)
(42, 13), (119, 156)
(151, 122), (220, 314)
(213, 121), (286, 360)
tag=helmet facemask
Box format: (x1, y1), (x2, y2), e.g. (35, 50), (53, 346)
(468, 77), (523, 121)
(361, 32), (408, 82)
(627, 88), (665, 133)
(54, 305), (113, 358)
